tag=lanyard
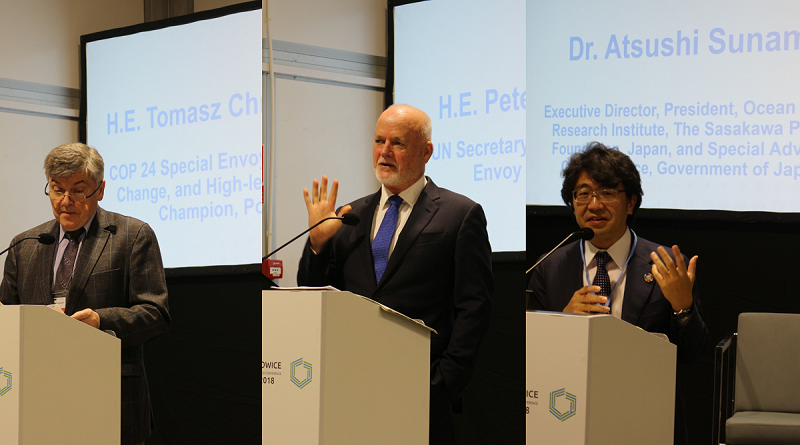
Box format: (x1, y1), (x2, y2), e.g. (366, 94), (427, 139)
(580, 230), (638, 308)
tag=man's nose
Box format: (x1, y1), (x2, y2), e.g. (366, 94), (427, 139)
(379, 142), (393, 156)
(587, 193), (603, 210)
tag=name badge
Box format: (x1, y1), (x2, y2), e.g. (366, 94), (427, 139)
(47, 296), (67, 313)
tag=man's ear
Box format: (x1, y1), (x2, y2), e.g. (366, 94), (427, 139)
(423, 141), (433, 163)
(97, 180), (106, 201)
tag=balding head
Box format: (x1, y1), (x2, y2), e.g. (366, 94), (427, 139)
(373, 104), (433, 194)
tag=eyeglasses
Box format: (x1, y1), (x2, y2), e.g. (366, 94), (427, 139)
(45, 182), (102, 203)
(572, 188), (626, 204)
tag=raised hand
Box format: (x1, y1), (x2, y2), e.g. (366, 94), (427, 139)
(650, 245), (697, 312)
(303, 175), (351, 252)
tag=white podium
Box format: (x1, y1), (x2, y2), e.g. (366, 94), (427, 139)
(262, 290), (432, 445)
(0, 305), (120, 445)
(526, 311), (676, 445)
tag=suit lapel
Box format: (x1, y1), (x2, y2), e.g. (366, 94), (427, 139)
(376, 180), (439, 291)
(621, 240), (656, 325)
(66, 209), (112, 313)
(30, 221), (60, 304)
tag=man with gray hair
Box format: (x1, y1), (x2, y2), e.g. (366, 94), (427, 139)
(0, 143), (170, 445)
(298, 104), (494, 445)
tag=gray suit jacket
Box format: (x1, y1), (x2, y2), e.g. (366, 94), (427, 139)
(0, 207), (170, 445)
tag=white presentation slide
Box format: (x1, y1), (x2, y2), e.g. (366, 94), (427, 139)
(528, 0), (800, 212)
(395, 0), (526, 252)
(85, 8), (261, 268)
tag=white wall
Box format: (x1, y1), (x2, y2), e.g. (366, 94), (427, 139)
(268, 0), (386, 57)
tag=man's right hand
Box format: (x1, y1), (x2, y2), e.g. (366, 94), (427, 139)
(303, 175), (352, 253)
(562, 286), (611, 314)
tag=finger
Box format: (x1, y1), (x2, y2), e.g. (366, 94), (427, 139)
(320, 175), (329, 201)
(584, 302), (610, 313)
(657, 246), (677, 271)
(577, 285), (602, 296)
(337, 204), (353, 217)
(650, 251), (667, 274)
(329, 179), (340, 206)
(687, 255), (698, 283)
(303, 188), (312, 208)
(671, 245), (687, 272)
(651, 263), (665, 282)
(71, 308), (88, 320)
(311, 178), (320, 202)
(577, 288), (606, 304)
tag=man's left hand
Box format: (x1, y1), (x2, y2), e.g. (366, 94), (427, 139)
(71, 308), (100, 329)
(650, 245), (697, 312)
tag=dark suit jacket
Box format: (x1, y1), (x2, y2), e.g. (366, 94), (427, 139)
(527, 235), (708, 445)
(298, 178), (494, 441)
(1, 207), (170, 445)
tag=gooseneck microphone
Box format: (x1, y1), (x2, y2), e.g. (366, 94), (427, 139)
(263, 213), (360, 260)
(0, 233), (57, 257)
(525, 227), (594, 274)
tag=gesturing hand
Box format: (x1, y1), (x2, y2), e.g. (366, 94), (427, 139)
(303, 175), (352, 252)
(562, 285), (611, 314)
(650, 245), (697, 312)
(71, 308), (100, 329)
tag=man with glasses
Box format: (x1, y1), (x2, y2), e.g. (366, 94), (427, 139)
(0, 143), (169, 445)
(527, 142), (707, 445)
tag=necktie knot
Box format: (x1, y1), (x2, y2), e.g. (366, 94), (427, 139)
(388, 194), (403, 208)
(65, 228), (85, 242)
(596, 251), (610, 267)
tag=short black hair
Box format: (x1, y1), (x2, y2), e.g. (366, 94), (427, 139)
(560, 142), (643, 215)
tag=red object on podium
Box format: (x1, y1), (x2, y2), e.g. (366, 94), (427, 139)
(263, 259), (283, 279)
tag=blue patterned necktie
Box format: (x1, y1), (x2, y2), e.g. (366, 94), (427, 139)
(593, 251), (612, 298)
(372, 195), (403, 283)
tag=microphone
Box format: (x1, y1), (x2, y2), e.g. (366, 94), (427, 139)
(525, 227), (594, 274)
(1, 233), (58, 257)
(263, 213), (361, 260)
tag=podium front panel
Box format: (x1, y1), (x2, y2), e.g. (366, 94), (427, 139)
(0, 308), (22, 445)
(262, 291), (324, 444)
(526, 311), (676, 445)
(0, 306), (120, 445)
(263, 290), (430, 445)
(526, 311), (591, 444)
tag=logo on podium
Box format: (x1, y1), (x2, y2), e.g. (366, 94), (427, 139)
(0, 367), (11, 396)
(549, 388), (577, 421)
(290, 358), (313, 389)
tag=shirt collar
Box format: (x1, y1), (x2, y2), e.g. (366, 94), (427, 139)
(379, 175), (427, 209)
(584, 228), (632, 267)
(58, 211), (96, 242)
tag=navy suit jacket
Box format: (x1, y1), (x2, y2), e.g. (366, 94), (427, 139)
(298, 178), (494, 404)
(1, 207), (170, 445)
(528, 235), (707, 363)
